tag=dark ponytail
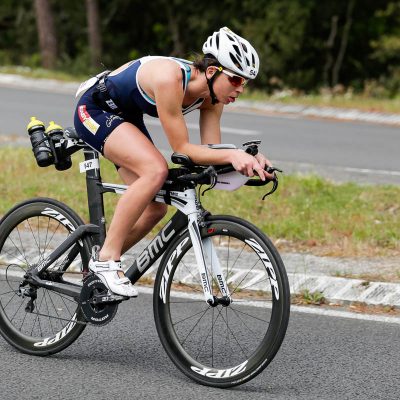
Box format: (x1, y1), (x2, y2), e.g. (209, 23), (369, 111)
(192, 54), (220, 72)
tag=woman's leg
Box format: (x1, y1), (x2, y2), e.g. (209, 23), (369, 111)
(117, 167), (168, 254)
(100, 122), (168, 261)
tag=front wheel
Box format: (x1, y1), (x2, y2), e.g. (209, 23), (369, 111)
(153, 215), (290, 388)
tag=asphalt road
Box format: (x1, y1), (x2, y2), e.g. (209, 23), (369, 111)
(1, 85), (399, 184)
(0, 292), (398, 400)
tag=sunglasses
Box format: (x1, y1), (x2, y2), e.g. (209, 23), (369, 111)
(221, 69), (248, 87)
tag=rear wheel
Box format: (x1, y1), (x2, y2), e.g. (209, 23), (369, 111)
(154, 215), (290, 387)
(0, 198), (91, 355)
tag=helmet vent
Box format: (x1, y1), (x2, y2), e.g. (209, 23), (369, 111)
(245, 57), (250, 66)
(226, 34), (236, 42)
(229, 53), (243, 70)
(232, 44), (241, 56)
(241, 42), (248, 53)
(216, 33), (220, 48)
(251, 53), (256, 66)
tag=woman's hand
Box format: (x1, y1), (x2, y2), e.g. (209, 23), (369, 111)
(229, 150), (273, 181)
(255, 152), (275, 180)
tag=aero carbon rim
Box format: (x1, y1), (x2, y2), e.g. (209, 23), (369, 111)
(154, 216), (290, 387)
(0, 199), (90, 355)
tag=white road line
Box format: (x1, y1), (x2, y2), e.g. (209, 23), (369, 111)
(290, 304), (400, 325)
(274, 159), (400, 179)
(136, 285), (400, 325)
(344, 167), (400, 177)
(143, 118), (259, 136)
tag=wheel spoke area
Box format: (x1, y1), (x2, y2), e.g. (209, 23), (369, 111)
(0, 214), (83, 339)
(166, 230), (276, 370)
(0, 268), (79, 337)
(172, 298), (271, 365)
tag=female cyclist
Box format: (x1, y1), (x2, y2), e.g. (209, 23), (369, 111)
(74, 26), (272, 297)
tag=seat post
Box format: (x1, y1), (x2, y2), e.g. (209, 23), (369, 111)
(83, 147), (107, 246)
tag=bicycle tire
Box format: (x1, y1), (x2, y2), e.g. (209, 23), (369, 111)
(0, 198), (91, 355)
(153, 215), (290, 388)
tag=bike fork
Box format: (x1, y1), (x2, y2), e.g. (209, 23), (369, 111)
(187, 215), (231, 306)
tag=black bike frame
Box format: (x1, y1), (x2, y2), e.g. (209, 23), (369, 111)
(30, 146), (190, 292)
(82, 147), (191, 283)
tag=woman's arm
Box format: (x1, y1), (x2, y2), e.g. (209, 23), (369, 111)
(152, 62), (269, 179)
(199, 102), (223, 145)
(199, 93), (274, 178)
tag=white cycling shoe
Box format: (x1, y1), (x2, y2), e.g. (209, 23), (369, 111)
(89, 257), (138, 298)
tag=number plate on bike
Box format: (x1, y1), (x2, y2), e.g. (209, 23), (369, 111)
(79, 159), (99, 173)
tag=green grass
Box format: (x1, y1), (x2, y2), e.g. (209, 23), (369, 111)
(293, 290), (326, 306)
(1, 147), (399, 257)
(0, 66), (87, 82)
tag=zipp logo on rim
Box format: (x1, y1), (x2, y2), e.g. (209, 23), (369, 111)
(191, 360), (248, 378)
(245, 238), (279, 299)
(34, 315), (77, 347)
(160, 237), (189, 303)
(41, 208), (75, 232)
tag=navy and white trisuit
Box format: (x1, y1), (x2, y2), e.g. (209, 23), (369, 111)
(74, 56), (204, 154)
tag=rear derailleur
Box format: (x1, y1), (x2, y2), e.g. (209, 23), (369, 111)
(17, 281), (37, 313)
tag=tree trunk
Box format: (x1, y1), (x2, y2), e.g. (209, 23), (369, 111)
(86, 0), (102, 68)
(332, 0), (356, 87)
(166, 7), (184, 56)
(323, 15), (338, 87)
(34, 0), (58, 69)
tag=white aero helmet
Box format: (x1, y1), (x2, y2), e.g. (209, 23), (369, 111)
(202, 27), (259, 79)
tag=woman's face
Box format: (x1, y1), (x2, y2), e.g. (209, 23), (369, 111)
(206, 67), (246, 105)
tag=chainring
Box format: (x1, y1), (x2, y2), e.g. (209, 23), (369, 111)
(79, 274), (118, 326)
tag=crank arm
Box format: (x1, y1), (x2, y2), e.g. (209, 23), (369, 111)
(89, 294), (128, 305)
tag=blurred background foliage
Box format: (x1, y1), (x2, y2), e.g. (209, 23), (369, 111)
(0, 0), (399, 98)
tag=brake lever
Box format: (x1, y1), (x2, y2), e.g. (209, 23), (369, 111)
(262, 179), (279, 200)
(265, 166), (283, 174)
(261, 166), (283, 200)
(201, 168), (218, 196)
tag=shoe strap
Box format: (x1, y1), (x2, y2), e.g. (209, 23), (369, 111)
(113, 276), (131, 286)
(91, 259), (122, 272)
(97, 271), (131, 286)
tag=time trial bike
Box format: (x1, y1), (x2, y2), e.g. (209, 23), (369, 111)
(0, 127), (290, 388)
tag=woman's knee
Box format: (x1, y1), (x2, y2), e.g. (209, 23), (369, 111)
(143, 161), (169, 188)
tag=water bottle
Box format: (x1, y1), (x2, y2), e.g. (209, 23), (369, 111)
(46, 121), (72, 171)
(27, 117), (54, 167)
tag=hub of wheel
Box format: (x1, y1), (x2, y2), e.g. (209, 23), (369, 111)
(207, 295), (232, 307)
(79, 274), (119, 326)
